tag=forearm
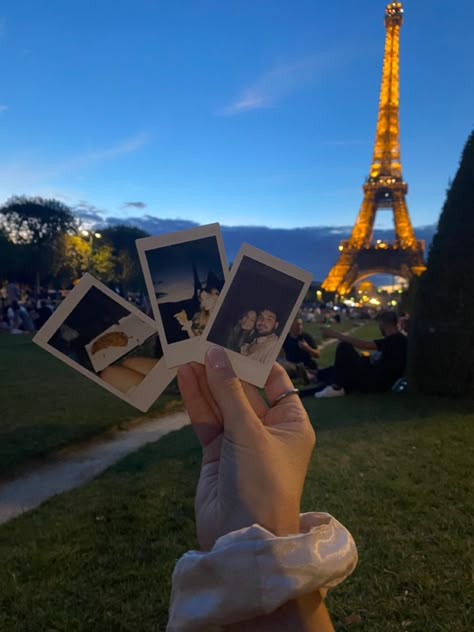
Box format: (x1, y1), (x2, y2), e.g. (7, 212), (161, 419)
(225, 591), (334, 632)
(307, 346), (320, 358)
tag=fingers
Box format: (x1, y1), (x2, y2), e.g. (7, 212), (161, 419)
(241, 381), (269, 419)
(264, 362), (307, 414)
(177, 363), (222, 449)
(205, 347), (260, 441)
(190, 362), (223, 423)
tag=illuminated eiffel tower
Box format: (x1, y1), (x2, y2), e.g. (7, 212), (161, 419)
(322, 1), (426, 296)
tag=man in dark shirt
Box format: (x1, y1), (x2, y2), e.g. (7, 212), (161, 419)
(315, 311), (407, 398)
(279, 317), (320, 383)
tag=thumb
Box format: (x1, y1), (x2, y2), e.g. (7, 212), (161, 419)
(205, 346), (259, 441)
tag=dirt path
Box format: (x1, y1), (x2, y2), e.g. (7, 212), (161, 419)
(0, 411), (190, 526)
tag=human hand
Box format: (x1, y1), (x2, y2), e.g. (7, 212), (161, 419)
(177, 347), (316, 550)
(298, 339), (310, 351)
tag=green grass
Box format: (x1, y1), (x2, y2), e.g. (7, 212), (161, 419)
(0, 320), (373, 473)
(0, 335), (182, 474)
(0, 393), (472, 631)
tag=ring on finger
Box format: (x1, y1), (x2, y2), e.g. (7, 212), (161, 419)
(271, 388), (300, 407)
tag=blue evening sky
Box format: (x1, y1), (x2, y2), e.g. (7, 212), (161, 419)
(0, 1), (472, 229)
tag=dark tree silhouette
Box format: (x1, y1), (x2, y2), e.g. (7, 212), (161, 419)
(0, 196), (77, 291)
(410, 129), (474, 396)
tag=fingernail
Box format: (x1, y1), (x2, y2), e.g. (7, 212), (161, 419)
(206, 346), (230, 370)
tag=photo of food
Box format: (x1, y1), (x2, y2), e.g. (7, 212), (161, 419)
(91, 331), (129, 355)
(33, 275), (175, 411)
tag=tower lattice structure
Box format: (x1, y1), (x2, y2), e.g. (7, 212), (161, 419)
(322, 2), (426, 295)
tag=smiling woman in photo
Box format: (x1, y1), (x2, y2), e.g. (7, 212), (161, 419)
(226, 309), (257, 353)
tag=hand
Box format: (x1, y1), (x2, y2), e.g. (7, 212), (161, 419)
(298, 339), (310, 351)
(177, 347), (316, 550)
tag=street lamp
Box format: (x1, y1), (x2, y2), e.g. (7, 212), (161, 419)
(81, 229), (102, 271)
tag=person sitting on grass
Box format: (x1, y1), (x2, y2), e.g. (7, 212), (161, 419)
(278, 317), (320, 384)
(314, 310), (407, 399)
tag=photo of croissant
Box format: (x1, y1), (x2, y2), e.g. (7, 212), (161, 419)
(91, 331), (129, 354)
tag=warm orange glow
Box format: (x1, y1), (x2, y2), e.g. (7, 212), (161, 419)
(322, 1), (426, 295)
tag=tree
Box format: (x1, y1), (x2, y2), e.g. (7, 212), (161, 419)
(410, 129), (474, 397)
(0, 196), (77, 291)
(51, 234), (91, 288)
(99, 225), (150, 292)
(91, 244), (115, 285)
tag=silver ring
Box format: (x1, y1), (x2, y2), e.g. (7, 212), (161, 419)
(271, 388), (300, 407)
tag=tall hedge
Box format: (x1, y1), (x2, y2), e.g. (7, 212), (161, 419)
(410, 129), (474, 397)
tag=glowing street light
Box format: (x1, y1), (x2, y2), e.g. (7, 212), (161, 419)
(80, 229), (102, 271)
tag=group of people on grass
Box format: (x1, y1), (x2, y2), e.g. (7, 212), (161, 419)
(278, 310), (408, 398)
(0, 282), (54, 334)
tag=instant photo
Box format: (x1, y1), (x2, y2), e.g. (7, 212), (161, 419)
(202, 244), (312, 387)
(137, 223), (228, 367)
(33, 274), (175, 412)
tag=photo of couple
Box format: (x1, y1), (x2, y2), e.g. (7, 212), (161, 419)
(226, 308), (281, 364)
(173, 281), (220, 339)
(207, 254), (306, 366)
(140, 234), (226, 345)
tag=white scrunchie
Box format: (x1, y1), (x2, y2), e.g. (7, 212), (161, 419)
(167, 512), (358, 631)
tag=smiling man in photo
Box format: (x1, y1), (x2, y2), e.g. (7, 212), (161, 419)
(244, 308), (280, 364)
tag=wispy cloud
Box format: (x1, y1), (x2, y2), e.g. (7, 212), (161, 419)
(0, 105), (7, 114)
(0, 132), (149, 191)
(220, 51), (342, 116)
(122, 201), (147, 209)
(61, 133), (149, 172)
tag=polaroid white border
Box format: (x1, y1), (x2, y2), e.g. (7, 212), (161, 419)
(33, 273), (176, 412)
(136, 223), (229, 368)
(199, 244), (313, 388)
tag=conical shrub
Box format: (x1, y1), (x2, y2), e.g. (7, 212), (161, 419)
(410, 129), (474, 396)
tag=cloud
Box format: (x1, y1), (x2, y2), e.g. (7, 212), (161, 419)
(104, 215), (199, 235)
(98, 215), (436, 281)
(0, 133), (149, 190)
(0, 105), (7, 114)
(222, 92), (270, 115)
(122, 201), (147, 209)
(220, 52), (342, 116)
(73, 202), (106, 227)
(62, 133), (149, 172)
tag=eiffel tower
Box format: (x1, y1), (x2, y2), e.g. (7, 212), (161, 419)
(322, 1), (426, 296)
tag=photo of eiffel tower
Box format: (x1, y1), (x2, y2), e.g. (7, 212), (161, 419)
(322, 1), (427, 296)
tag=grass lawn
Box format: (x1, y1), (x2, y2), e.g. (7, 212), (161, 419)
(0, 318), (370, 473)
(0, 335), (182, 474)
(0, 391), (472, 630)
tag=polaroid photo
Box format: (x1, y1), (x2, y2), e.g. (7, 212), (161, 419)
(136, 223), (229, 368)
(33, 274), (176, 412)
(200, 244), (313, 388)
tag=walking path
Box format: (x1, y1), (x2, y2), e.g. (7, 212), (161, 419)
(0, 411), (190, 526)
(0, 323), (364, 527)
